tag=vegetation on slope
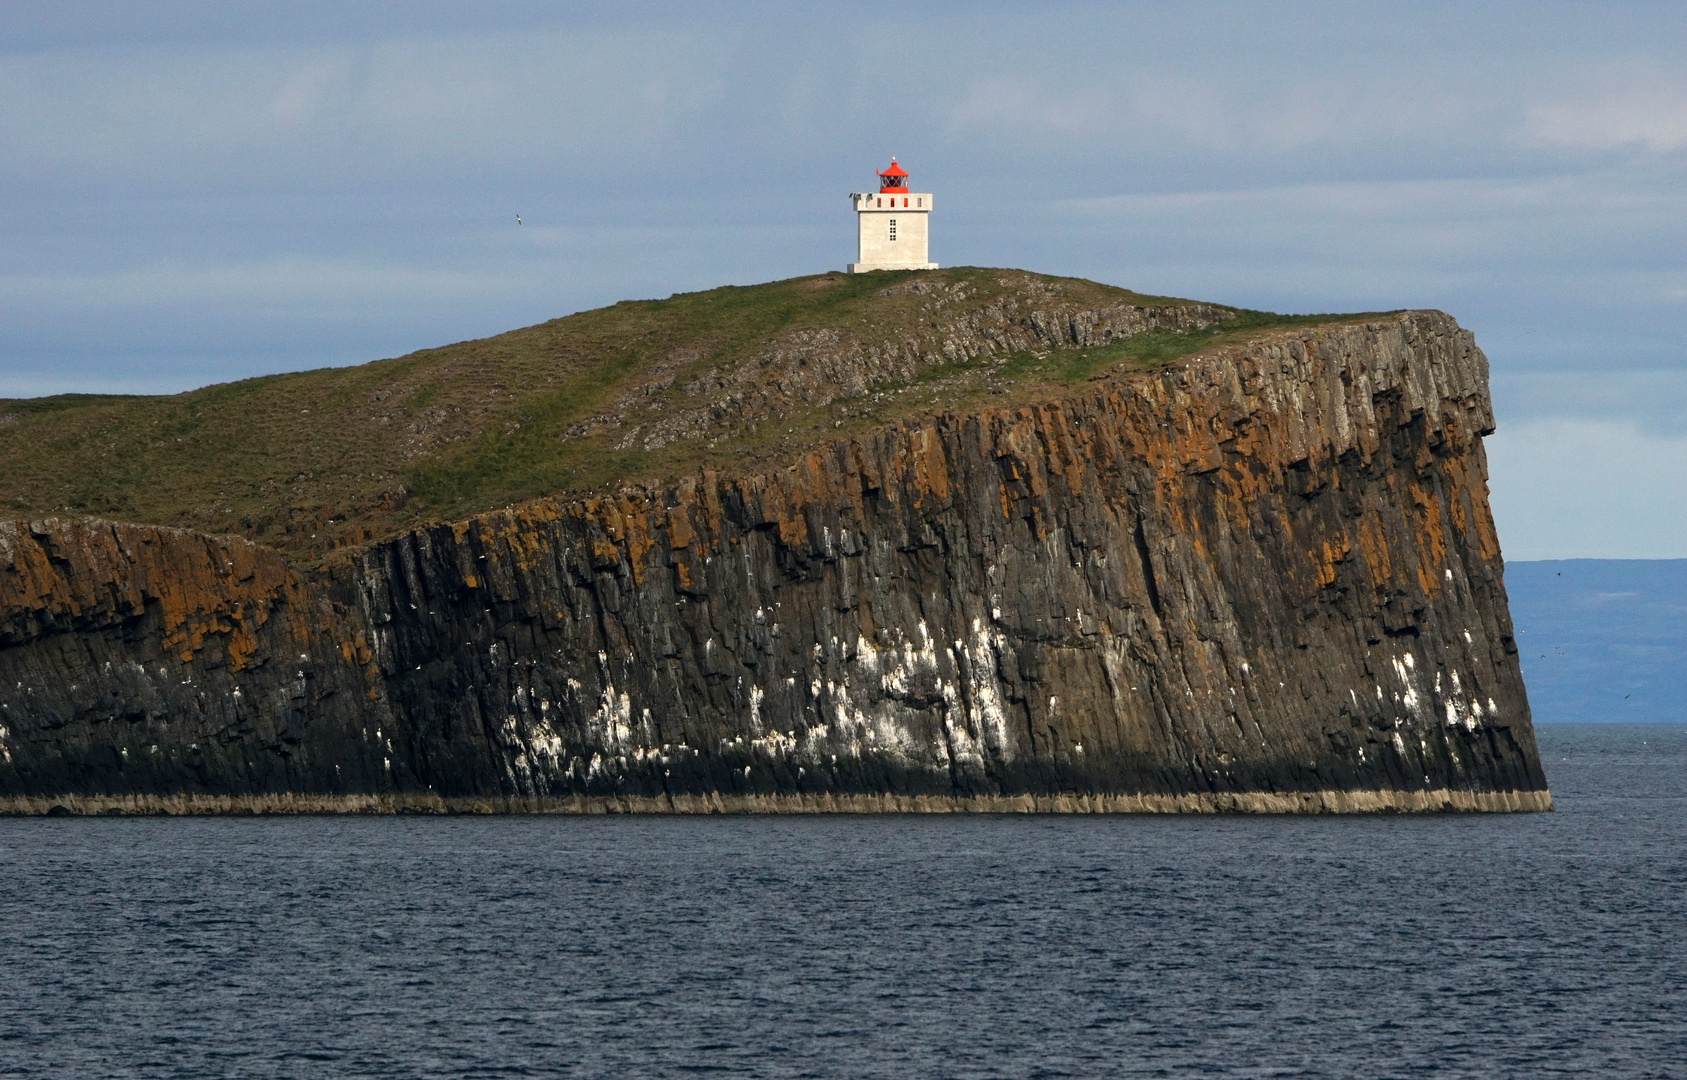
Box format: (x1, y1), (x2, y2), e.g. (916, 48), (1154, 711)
(0, 268), (1388, 557)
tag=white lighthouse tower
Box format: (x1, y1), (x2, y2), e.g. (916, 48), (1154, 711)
(847, 159), (937, 273)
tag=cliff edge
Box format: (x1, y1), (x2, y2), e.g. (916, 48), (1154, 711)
(0, 272), (1549, 812)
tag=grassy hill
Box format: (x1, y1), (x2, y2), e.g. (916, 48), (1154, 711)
(0, 268), (1379, 559)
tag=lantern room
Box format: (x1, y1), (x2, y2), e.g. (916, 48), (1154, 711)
(878, 159), (909, 193)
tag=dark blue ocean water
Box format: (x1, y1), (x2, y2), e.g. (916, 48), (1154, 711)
(1, 724), (1683, 1079)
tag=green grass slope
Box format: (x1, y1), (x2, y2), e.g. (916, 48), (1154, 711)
(0, 268), (1383, 558)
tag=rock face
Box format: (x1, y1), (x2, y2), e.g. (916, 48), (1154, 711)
(0, 311), (1550, 812)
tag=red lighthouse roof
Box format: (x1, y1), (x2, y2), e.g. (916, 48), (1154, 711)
(877, 158), (909, 191)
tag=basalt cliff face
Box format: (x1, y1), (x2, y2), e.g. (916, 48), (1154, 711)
(0, 310), (1549, 813)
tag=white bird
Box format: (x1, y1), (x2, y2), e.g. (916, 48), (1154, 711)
(516, 214), (523, 225)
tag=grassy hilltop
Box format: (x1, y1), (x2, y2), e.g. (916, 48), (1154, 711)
(0, 268), (1377, 559)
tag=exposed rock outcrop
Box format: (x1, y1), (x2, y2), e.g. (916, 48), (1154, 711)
(577, 276), (1228, 454)
(0, 311), (1550, 812)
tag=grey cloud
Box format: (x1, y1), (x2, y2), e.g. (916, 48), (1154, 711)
(1492, 371), (1687, 438)
(0, 27), (736, 192)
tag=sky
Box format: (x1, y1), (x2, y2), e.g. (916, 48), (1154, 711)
(1, 1), (1684, 560)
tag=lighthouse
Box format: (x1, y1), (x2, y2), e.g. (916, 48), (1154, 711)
(847, 159), (937, 273)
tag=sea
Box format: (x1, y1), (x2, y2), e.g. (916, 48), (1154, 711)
(0, 723), (1682, 1079)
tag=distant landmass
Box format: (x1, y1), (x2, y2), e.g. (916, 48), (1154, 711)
(1508, 560), (1687, 723)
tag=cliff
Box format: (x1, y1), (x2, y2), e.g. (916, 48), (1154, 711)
(0, 276), (1549, 813)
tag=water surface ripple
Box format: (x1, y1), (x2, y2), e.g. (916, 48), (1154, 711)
(2, 724), (1683, 1078)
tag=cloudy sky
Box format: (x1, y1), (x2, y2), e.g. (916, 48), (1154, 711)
(2, 1), (1683, 559)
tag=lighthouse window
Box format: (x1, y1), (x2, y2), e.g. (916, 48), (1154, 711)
(889, 219), (897, 241)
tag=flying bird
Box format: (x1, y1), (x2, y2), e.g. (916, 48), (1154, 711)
(516, 214), (523, 225)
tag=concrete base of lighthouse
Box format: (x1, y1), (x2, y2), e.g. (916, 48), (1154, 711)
(846, 262), (940, 274)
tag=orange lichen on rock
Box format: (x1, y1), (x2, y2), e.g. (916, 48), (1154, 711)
(665, 494), (696, 551)
(616, 497), (654, 584)
(0, 518), (294, 672)
(1355, 512), (1394, 594)
(906, 425), (952, 511)
(1312, 536), (1352, 589)
(1408, 482), (1449, 597)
